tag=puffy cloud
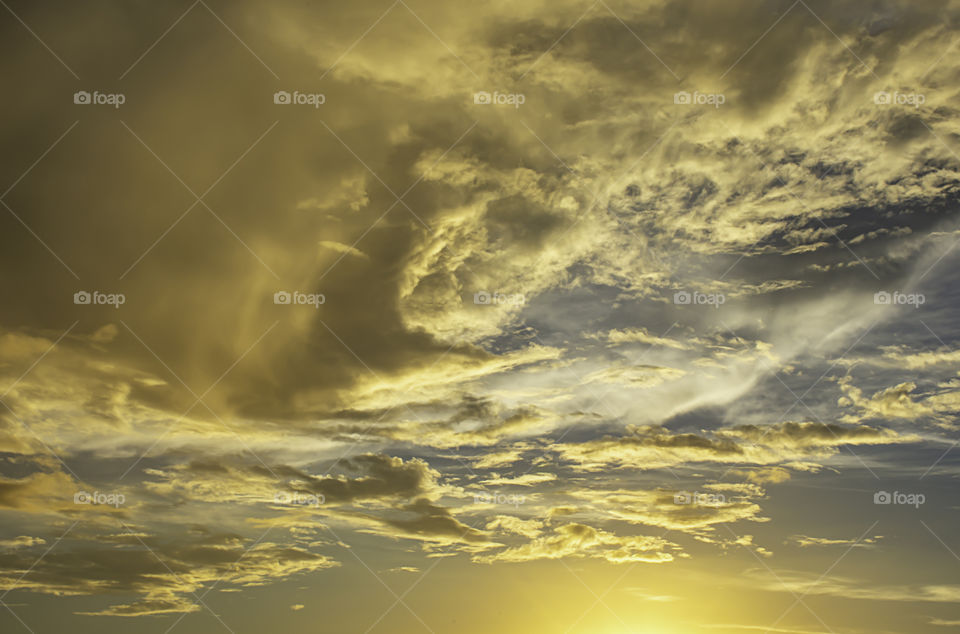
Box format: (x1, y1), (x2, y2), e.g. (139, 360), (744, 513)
(484, 515), (545, 539)
(568, 487), (769, 533)
(144, 453), (443, 506)
(837, 375), (960, 427)
(880, 346), (960, 370)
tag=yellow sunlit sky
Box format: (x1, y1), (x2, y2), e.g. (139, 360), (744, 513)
(1, 1), (959, 632)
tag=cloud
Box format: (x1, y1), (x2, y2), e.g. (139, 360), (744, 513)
(381, 399), (559, 449)
(1, 0), (959, 626)
(0, 470), (84, 514)
(484, 516), (545, 539)
(583, 363), (686, 388)
(556, 421), (911, 471)
(556, 425), (744, 471)
(479, 472), (556, 487)
(0, 529), (338, 617)
(475, 522), (679, 565)
(568, 488), (769, 533)
(880, 346), (960, 370)
(144, 453), (442, 507)
(726, 467), (793, 485)
(0, 535), (46, 549)
(622, 588), (680, 602)
(367, 498), (494, 548)
(719, 421), (908, 450)
(603, 328), (692, 350)
(742, 569), (960, 604)
(788, 534), (883, 548)
(317, 241), (370, 260)
(838, 375), (960, 427)
(467, 444), (531, 469)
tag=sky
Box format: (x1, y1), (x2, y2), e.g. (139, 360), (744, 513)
(0, 0), (959, 632)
